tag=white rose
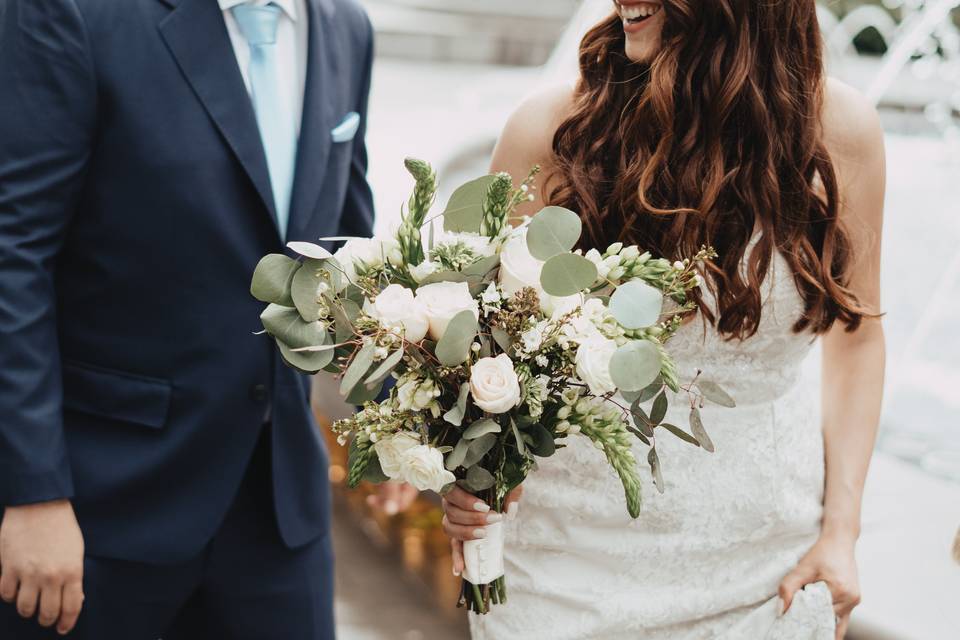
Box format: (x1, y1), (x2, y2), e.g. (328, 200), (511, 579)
(543, 292), (583, 318)
(470, 354), (522, 414)
(414, 281), (479, 342)
(371, 284), (429, 343)
(374, 432), (421, 480)
(400, 444), (457, 493)
(575, 335), (618, 395)
(498, 230), (545, 298)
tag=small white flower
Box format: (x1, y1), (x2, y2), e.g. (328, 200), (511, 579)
(415, 281), (479, 342)
(480, 282), (502, 307)
(535, 354), (549, 367)
(434, 230), (496, 258)
(469, 354), (522, 414)
(333, 237), (401, 282)
(374, 431), (421, 480)
(520, 322), (547, 353)
(673, 260), (685, 271)
(693, 274), (704, 287)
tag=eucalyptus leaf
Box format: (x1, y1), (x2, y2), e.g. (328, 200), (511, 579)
(339, 342), (376, 396)
(526, 206), (582, 260)
(445, 439), (470, 471)
(316, 236), (365, 243)
(463, 418), (501, 440)
(251, 254), (299, 305)
(620, 389), (643, 404)
(627, 425), (651, 446)
(636, 378), (664, 404)
(650, 391), (668, 425)
(331, 299), (358, 343)
(609, 279), (664, 330)
(464, 465), (496, 492)
(287, 241), (334, 260)
(698, 380), (736, 408)
(291, 258), (326, 322)
(629, 402), (655, 438)
(529, 423), (556, 457)
(365, 349), (404, 385)
(609, 340), (662, 392)
(443, 383), (471, 426)
(278, 339), (333, 374)
(346, 379), (383, 405)
(660, 423), (700, 447)
(648, 448), (665, 494)
(442, 175), (497, 233)
(461, 254), (500, 277)
(435, 310), (478, 366)
(511, 418), (527, 456)
(462, 433), (497, 468)
(689, 407), (715, 453)
(540, 253), (598, 297)
(491, 326), (513, 353)
(261, 304), (326, 349)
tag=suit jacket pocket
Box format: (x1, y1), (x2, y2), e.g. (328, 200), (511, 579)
(62, 360), (172, 430)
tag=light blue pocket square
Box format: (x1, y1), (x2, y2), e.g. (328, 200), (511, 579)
(331, 112), (360, 143)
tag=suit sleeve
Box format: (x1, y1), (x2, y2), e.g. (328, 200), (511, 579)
(336, 14), (375, 240)
(0, 0), (97, 506)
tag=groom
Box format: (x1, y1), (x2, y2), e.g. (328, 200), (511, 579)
(0, 0), (374, 637)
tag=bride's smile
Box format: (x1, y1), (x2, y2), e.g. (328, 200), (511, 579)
(614, 0), (665, 61)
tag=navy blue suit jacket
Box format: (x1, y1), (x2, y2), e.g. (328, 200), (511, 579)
(0, 0), (375, 563)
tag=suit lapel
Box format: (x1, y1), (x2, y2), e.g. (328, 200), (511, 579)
(157, 0), (281, 237)
(287, 0), (338, 240)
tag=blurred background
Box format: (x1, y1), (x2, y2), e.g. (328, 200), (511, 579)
(316, 1), (960, 638)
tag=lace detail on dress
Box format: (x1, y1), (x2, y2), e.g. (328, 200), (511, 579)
(470, 249), (830, 640)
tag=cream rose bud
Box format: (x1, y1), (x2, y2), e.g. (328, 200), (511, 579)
(333, 237), (402, 282)
(371, 284), (429, 343)
(575, 335), (618, 395)
(374, 431), (422, 480)
(470, 354), (522, 414)
(414, 281), (479, 342)
(498, 231), (545, 298)
(400, 444), (457, 493)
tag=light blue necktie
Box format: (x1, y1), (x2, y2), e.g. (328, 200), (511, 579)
(231, 2), (297, 240)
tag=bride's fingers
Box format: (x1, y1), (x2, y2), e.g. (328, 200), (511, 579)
(444, 503), (502, 527)
(443, 487), (491, 513)
(835, 613), (850, 639)
(442, 515), (487, 542)
(450, 538), (464, 577)
(777, 565), (816, 615)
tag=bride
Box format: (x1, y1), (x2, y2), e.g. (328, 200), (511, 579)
(440, 1), (886, 638)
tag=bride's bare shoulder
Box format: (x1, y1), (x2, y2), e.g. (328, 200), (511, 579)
(491, 84), (576, 175)
(822, 78), (884, 171)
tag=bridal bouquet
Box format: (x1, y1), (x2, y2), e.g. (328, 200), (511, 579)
(250, 159), (733, 613)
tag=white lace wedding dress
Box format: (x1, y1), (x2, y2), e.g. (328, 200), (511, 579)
(470, 248), (835, 639)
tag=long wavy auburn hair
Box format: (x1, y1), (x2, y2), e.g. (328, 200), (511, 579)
(546, 0), (866, 339)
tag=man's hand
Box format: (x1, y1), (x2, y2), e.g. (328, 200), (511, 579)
(0, 500), (85, 635)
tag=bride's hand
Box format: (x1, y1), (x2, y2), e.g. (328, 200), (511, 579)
(778, 532), (860, 639)
(442, 485), (523, 576)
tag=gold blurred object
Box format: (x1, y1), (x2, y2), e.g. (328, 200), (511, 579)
(953, 527), (960, 565)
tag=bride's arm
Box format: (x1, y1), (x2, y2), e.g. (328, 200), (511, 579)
(779, 79), (886, 637)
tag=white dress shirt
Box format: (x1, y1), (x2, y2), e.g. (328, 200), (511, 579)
(219, 0), (309, 136)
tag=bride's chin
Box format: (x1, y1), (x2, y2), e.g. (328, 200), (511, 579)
(624, 36), (661, 63)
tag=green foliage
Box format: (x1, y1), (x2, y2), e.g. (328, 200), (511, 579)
(347, 436), (375, 488)
(579, 418), (643, 518)
(609, 280), (663, 330)
(442, 175), (497, 233)
(526, 206), (582, 260)
(609, 340), (662, 392)
(540, 253), (598, 297)
(251, 254), (299, 305)
(480, 172), (514, 238)
(435, 310), (479, 366)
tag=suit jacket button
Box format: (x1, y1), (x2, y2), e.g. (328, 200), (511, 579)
(250, 384), (269, 403)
